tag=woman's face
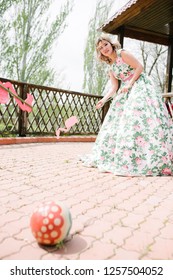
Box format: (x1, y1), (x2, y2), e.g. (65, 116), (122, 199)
(97, 40), (113, 57)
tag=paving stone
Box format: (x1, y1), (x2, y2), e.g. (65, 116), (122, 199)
(159, 223), (173, 239)
(0, 237), (25, 259)
(147, 237), (173, 259)
(79, 240), (115, 260)
(139, 218), (165, 235)
(111, 248), (141, 260)
(103, 225), (133, 246)
(122, 230), (155, 255)
(121, 213), (146, 229)
(3, 244), (46, 260)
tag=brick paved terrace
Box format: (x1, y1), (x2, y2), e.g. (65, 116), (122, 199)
(0, 141), (173, 260)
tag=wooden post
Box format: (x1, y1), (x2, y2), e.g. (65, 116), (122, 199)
(167, 38), (173, 92)
(18, 84), (28, 136)
(118, 26), (125, 48)
(101, 101), (110, 123)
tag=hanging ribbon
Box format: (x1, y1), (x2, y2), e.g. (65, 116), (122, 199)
(56, 116), (79, 139)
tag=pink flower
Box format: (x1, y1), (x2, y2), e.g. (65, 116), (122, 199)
(147, 118), (156, 129)
(147, 118), (153, 124)
(162, 156), (168, 164)
(135, 136), (146, 147)
(149, 150), (154, 155)
(169, 119), (173, 126)
(161, 168), (172, 175)
(123, 165), (128, 170)
(135, 158), (142, 165)
(146, 98), (155, 106)
(146, 98), (152, 105)
(162, 143), (166, 148)
(159, 131), (164, 138)
(123, 150), (132, 156)
(116, 58), (122, 65)
(134, 125), (141, 131)
(147, 170), (153, 175)
(118, 111), (123, 116)
(169, 152), (173, 160)
(156, 118), (161, 124)
(153, 101), (159, 107)
(109, 138), (114, 145)
(133, 110), (142, 116)
(116, 102), (121, 107)
(120, 73), (125, 79)
(120, 139), (126, 145)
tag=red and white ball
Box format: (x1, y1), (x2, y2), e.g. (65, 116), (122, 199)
(30, 201), (72, 245)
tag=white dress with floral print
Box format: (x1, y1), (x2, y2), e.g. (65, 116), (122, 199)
(81, 49), (173, 176)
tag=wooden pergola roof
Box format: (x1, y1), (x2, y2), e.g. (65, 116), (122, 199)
(99, 0), (173, 46)
(99, 0), (173, 92)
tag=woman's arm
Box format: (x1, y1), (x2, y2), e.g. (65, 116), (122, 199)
(120, 50), (143, 93)
(96, 70), (118, 109)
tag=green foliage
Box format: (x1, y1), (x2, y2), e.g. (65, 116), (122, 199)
(83, 0), (113, 96)
(0, 0), (18, 16)
(0, 0), (73, 86)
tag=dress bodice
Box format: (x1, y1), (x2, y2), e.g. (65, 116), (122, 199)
(112, 49), (135, 82)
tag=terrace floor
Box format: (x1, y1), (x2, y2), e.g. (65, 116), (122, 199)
(0, 140), (173, 260)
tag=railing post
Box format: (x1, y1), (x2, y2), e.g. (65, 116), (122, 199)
(101, 101), (110, 123)
(18, 83), (28, 137)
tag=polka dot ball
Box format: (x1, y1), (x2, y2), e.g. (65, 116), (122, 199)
(30, 201), (72, 245)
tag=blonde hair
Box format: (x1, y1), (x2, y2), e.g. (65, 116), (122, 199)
(96, 35), (121, 64)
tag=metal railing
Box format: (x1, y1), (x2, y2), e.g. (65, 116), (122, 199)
(0, 77), (110, 137)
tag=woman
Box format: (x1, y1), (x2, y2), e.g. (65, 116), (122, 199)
(81, 35), (173, 176)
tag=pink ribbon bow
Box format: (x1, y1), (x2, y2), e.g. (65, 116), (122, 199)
(0, 81), (33, 112)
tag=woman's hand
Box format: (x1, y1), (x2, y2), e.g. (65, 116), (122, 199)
(96, 98), (105, 109)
